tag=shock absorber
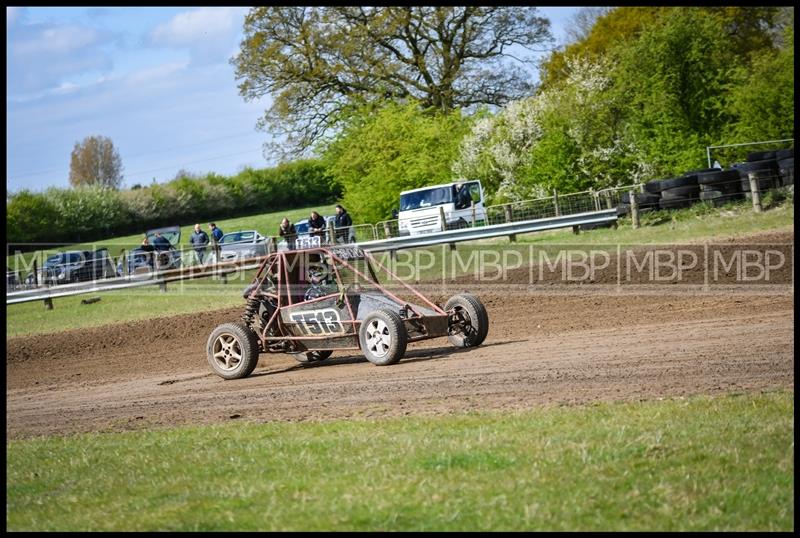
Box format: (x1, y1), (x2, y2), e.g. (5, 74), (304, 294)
(241, 296), (260, 328)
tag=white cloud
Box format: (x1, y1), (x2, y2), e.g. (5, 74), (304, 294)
(150, 7), (244, 46)
(14, 24), (101, 55)
(7, 20), (116, 97)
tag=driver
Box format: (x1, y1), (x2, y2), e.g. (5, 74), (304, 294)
(304, 263), (332, 301)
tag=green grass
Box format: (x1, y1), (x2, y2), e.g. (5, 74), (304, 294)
(6, 281), (244, 337)
(6, 391), (793, 531)
(517, 197), (794, 246)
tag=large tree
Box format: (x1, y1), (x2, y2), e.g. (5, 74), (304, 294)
(232, 6), (552, 154)
(68, 135), (123, 189)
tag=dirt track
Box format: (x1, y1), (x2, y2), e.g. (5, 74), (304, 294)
(6, 231), (795, 439)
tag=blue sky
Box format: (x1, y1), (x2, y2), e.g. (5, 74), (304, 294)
(6, 6), (579, 193)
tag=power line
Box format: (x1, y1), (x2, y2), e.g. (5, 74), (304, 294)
(123, 147), (268, 181)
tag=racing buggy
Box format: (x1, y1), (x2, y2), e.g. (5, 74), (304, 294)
(206, 245), (489, 379)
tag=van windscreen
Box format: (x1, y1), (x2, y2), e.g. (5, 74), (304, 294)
(399, 186), (454, 211)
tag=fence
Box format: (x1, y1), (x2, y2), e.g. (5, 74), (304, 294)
(8, 167), (792, 297)
(707, 138), (794, 168)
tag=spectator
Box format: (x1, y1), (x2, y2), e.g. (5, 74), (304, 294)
(309, 210), (326, 240)
(151, 232), (171, 251)
(279, 217), (297, 250)
(190, 223), (210, 263)
(333, 204), (353, 243)
(140, 236), (155, 269)
(209, 222), (224, 242)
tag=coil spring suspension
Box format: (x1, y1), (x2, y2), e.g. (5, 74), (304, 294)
(241, 296), (260, 328)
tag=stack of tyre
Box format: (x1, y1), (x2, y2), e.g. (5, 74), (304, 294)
(732, 148), (793, 199)
(641, 168), (721, 210)
(696, 168), (744, 207)
(617, 146), (794, 214)
(616, 190), (660, 216)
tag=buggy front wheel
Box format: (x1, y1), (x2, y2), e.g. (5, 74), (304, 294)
(359, 309), (408, 366)
(207, 321), (260, 379)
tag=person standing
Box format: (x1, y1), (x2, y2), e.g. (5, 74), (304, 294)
(209, 222), (224, 242)
(333, 204), (353, 243)
(190, 224), (210, 263)
(309, 210), (326, 241)
(278, 217), (297, 250)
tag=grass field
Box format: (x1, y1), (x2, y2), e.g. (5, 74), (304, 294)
(6, 391), (793, 531)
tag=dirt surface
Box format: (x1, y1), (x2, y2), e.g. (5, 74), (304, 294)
(6, 230), (795, 439)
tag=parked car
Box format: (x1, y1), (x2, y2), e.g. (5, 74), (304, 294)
(7, 270), (19, 290)
(36, 248), (115, 285)
(118, 226), (182, 275)
(206, 230), (270, 264)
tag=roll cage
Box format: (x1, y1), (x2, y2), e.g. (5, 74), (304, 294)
(245, 245), (447, 352)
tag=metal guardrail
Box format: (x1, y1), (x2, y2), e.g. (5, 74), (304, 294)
(7, 208), (618, 305)
(6, 257), (264, 305)
(358, 209), (617, 252)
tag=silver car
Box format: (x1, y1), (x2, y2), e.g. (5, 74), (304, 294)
(207, 230), (270, 264)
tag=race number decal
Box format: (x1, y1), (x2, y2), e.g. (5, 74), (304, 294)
(297, 236), (321, 249)
(290, 308), (344, 335)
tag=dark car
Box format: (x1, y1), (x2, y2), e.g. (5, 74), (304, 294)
(118, 226), (183, 275)
(37, 248), (115, 285)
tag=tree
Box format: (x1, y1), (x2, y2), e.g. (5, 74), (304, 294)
(68, 135), (123, 189)
(322, 101), (473, 223)
(233, 6), (552, 154)
(563, 7), (613, 44)
(726, 21), (794, 144)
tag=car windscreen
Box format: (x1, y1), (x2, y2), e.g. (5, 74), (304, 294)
(221, 231), (254, 244)
(294, 222), (309, 234)
(399, 186), (454, 211)
(44, 254), (64, 268)
(146, 229), (180, 245)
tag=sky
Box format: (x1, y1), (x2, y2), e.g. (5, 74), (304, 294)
(6, 6), (579, 193)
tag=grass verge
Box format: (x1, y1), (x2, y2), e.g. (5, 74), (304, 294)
(6, 391), (794, 531)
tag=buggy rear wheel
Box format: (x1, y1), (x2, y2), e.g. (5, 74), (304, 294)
(359, 309), (407, 366)
(207, 321), (260, 379)
(446, 293), (489, 348)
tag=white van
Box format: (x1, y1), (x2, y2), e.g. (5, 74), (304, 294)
(398, 181), (486, 236)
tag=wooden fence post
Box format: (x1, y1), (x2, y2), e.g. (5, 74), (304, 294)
(383, 222), (393, 239)
(439, 206), (447, 232)
(327, 219), (336, 244)
(33, 259), (38, 286)
(629, 190), (640, 230)
(553, 189), (560, 217)
(504, 204), (517, 242)
(471, 203), (476, 227)
(749, 173), (763, 213)
(44, 298), (53, 310)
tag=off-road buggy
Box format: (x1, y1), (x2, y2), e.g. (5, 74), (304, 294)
(206, 245), (489, 379)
